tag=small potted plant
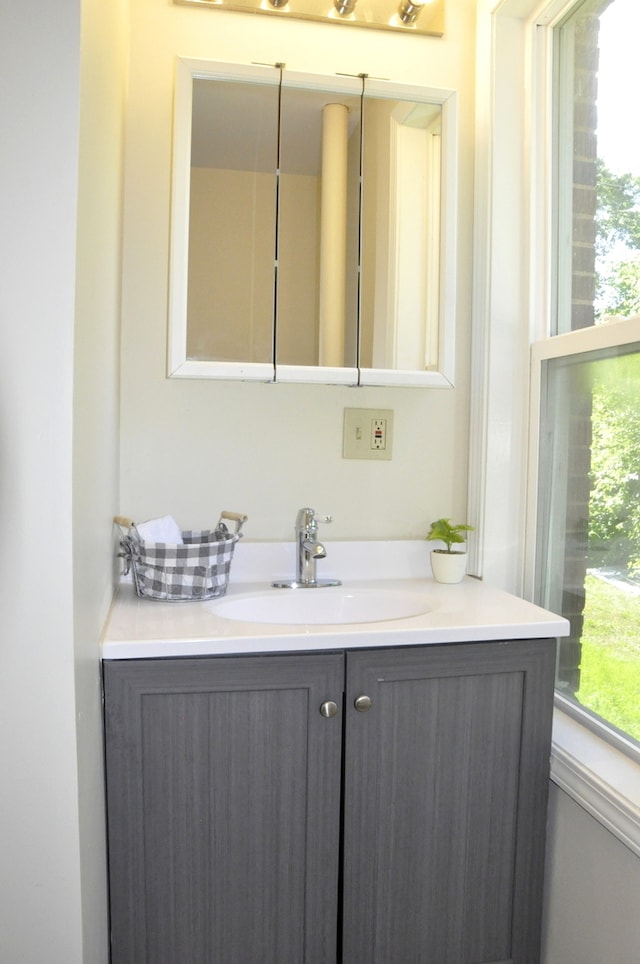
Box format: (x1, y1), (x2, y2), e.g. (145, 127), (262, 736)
(426, 517), (474, 584)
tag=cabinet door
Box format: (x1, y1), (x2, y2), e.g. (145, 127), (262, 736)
(342, 639), (555, 964)
(104, 653), (343, 964)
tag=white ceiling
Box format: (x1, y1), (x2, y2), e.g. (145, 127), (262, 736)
(191, 79), (361, 175)
(191, 77), (442, 176)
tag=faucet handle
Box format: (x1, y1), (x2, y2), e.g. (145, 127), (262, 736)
(295, 508), (333, 530)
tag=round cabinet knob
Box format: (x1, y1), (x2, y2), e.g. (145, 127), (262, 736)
(320, 700), (339, 718)
(354, 694), (372, 713)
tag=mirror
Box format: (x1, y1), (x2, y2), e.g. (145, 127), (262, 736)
(168, 59), (457, 387)
(186, 73), (278, 370)
(276, 72), (363, 382)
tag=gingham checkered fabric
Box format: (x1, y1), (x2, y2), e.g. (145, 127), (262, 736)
(121, 528), (239, 601)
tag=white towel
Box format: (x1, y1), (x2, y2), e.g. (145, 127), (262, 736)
(135, 515), (184, 545)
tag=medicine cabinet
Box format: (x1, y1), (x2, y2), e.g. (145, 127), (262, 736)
(168, 58), (457, 387)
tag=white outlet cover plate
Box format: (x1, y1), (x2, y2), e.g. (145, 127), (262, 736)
(343, 408), (394, 460)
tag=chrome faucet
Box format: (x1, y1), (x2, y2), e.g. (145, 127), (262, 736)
(272, 507), (341, 588)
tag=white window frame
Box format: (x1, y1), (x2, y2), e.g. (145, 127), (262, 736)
(473, 0), (640, 854)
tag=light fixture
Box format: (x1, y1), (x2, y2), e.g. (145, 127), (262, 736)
(174, 0), (444, 36)
(333, 0), (357, 15)
(397, 0), (425, 24)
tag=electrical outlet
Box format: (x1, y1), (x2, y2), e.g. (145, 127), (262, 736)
(343, 408), (394, 460)
(371, 418), (387, 450)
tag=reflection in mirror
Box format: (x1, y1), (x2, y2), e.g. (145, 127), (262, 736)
(360, 96), (442, 374)
(187, 76), (278, 365)
(168, 59), (457, 386)
(276, 79), (362, 374)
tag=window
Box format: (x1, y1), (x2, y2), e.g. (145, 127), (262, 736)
(534, 0), (640, 750)
(536, 335), (640, 745)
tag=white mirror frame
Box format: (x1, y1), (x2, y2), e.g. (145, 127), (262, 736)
(168, 57), (458, 388)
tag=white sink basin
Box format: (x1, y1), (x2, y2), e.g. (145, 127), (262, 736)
(211, 587), (431, 625)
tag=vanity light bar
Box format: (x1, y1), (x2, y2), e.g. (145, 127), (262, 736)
(173, 0), (444, 37)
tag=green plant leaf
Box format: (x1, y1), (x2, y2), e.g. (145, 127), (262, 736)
(426, 517), (474, 552)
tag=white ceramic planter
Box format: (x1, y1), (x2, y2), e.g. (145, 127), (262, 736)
(430, 549), (467, 584)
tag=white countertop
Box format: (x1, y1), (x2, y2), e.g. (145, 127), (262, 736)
(102, 541), (569, 659)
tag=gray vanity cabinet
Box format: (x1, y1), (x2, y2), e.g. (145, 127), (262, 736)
(103, 638), (555, 964)
(342, 640), (555, 964)
(103, 653), (344, 964)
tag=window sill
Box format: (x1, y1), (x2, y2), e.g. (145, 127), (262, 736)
(550, 706), (640, 857)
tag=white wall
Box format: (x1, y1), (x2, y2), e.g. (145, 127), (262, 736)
(119, 0), (477, 542)
(0, 0), (125, 959)
(543, 784), (640, 963)
(0, 2), (83, 959)
(73, 0), (128, 956)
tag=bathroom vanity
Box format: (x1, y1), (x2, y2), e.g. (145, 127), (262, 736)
(102, 545), (569, 964)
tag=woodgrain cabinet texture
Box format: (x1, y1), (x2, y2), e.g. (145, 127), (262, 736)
(103, 639), (556, 964)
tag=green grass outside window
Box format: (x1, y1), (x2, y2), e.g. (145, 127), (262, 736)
(578, 574), (640, 743)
